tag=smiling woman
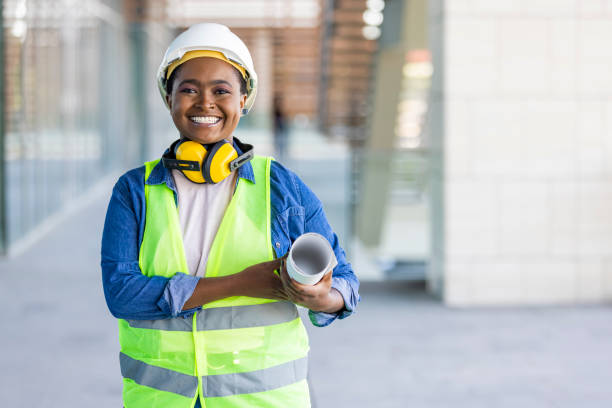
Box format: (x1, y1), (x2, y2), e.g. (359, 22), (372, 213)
(101, 23), (360, 408)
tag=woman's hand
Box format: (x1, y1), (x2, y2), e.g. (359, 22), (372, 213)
(279, 256), (345, 313)
(234, 258), (289, 301)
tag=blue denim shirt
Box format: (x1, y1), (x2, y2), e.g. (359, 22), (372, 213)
(101, 145), (360, 327)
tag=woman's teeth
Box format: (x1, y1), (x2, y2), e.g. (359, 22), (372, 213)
(190, 116), (221, 124)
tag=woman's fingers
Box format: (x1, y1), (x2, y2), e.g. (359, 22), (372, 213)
(282, 267), (334, 304)
(278, 252), (335, 308)
(279, 266), (303, 300)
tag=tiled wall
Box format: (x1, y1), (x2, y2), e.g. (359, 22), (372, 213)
(434, 0), (612, 304)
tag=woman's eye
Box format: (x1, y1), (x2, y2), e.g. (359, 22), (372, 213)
(180, 88), (196, 94)
(215, 88), (230, 95)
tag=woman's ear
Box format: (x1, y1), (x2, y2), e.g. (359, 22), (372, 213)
(239, 94), (247, 114)
(165, 93), (172, 110)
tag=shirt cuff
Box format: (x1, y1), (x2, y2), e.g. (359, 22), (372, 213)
(156, 273), (201, 317)
(308, 277), (357, 327)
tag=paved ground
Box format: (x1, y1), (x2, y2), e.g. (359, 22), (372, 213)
(307, 283), (612, 408)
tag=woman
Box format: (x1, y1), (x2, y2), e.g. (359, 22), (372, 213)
(101, 23), (359, 408)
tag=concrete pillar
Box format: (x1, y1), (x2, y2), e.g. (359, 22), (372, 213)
(432, 0), (612, 305)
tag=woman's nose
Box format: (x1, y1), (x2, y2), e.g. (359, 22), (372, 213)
(195, 92), (215, 110)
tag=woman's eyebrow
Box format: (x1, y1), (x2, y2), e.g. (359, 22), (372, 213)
(209, 79), (233, 87)
(177, 78), (200, 87)
(177, 78), (233, 88)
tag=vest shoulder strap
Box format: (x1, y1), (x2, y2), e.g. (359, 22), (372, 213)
(144, 159), (161, 182)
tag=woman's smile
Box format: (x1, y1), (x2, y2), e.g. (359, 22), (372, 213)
(189, 116), (222, 126)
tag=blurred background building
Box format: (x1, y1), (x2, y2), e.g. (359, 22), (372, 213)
(2, 0), (612, 308)
(3, 1), (612, 407)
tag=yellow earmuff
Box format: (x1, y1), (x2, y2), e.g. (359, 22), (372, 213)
(174, 141), (209, 183)
(202, 141), (238, 184)
(162, 138), (253, 184)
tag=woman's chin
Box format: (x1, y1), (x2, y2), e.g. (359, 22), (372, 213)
(183, 133), (232, 145)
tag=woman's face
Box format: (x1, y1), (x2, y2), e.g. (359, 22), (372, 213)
(166, 57), (247, 145)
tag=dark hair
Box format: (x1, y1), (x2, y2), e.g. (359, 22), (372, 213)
(165, 64), (183, 96)
(166, 64), (247, 96)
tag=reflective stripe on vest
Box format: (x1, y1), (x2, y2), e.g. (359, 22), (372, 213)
(118, 156), (310, 408)
(127, 300), (298, 331)
(121, 352), (308, 398)
(120, 353), (198, 398)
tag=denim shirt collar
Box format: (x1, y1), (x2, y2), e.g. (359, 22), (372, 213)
(145, 138), (255, 191)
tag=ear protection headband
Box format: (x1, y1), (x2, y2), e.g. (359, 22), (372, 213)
(161, 138), (254, 184)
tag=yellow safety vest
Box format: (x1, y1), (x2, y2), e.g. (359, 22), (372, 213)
(118, 156), (311, 407)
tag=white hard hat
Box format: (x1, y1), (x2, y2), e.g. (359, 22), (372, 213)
(157, 23), (258, 114)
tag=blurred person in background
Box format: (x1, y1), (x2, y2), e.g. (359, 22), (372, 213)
(101, 23), (359, 408)
(273, 94), (288, 162)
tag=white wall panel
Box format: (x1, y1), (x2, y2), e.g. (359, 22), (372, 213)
(576, 259), (605, 302)
(499, 182), (550, 255)
(469, 0), (521, 14)
(577, 0), (604, 15)
(471, 101), (523, 176)
(521, 0), (575, 15)
(468, 261), (523, 304)
(603, 102), (612, 176)
(438, 0), (612, 305)
(445, 100), (472, 177)
(522, 101), (576, 177)
(522, 261), (576, 303)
